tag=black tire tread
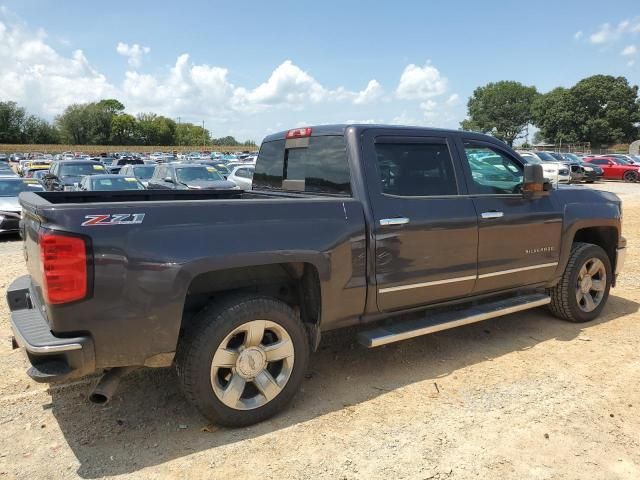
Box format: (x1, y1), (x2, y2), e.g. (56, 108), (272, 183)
(175, 294), (308, 427)
(547, 242), (610, 323)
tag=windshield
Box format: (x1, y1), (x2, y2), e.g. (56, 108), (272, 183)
(59, 163), (106, 176)
(520, 154), (542, 164)
(563, 153), (581, 163)
(213, 163), (230, 175)
(133, 165), (156, 180)
(0, 179), (44, 196)
(534, 151), (557, 162)
(612, 158), (630, 165)
(176, 167), (223, 183)
(91, 177), (145, 190)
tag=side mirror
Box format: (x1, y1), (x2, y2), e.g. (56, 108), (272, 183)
(522, 164), (550, 199)
(164, 177), (174, 183)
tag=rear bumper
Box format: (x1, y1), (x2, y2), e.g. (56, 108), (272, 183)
(8, 275), (95, 383)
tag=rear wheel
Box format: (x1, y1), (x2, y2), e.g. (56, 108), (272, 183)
(623, 170), (638, 182)
(176, 295), (310, 427)
(547, 242), (612, 323)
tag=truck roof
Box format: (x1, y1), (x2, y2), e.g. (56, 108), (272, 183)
(262, 124), (499, 144)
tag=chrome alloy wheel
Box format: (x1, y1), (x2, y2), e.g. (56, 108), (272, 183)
(210, 320), (294, 410)
(576, 258), (607, 313)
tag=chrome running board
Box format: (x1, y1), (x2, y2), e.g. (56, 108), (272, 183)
(358, 293), (551, 348)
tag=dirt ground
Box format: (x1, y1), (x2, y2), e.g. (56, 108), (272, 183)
(1, 182), (639, 480)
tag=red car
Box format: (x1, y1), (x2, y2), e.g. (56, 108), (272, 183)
(584, 156), (640, 182)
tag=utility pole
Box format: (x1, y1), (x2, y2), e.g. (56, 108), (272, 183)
(202, 120), (205, 148)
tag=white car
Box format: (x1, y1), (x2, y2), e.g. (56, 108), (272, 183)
(150, 152), (165, 162)
(227, 165), (254, 190)
(516, 151), (571, 184)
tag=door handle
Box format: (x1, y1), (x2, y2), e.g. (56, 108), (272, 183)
(481, 211), (504, 219)
(380, 217), (410, 226)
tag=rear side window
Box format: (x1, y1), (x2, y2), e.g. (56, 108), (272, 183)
(374, 142), (458, 197)
(253, 136), (351, 195)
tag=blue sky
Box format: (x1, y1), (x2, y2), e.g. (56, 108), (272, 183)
(0, 1), (639, 142)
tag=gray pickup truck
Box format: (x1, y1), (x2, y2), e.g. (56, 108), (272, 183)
(8, 125), (626, 427)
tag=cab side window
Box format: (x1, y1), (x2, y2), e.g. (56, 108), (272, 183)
(374, 141), (458, 197)
(462, 142), (523, 195)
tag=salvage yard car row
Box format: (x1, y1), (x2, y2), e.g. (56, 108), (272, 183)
(2, 154), (256, 192)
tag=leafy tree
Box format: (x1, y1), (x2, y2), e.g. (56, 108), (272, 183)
(56, 104), (91, 144)
(22, 115), (59, 144)
(110, 113), (138, 145)
(96, 99), (125, 115)
(175, 122), (211, 146)
(533, 75), (640, 147)
(461, 81), (539, 146)
(136, 113), (177, 145)
(0, 101), (27, 143)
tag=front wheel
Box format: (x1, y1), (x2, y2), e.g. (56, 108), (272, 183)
(547, 242), (612, 323)
(623, 170), (638, 182)
(176, 295), (310, 427)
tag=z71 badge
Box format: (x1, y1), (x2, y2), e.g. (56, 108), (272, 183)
(82, 213), (145, 226)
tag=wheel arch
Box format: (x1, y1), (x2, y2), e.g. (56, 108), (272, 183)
(548, 201), (621, 287)
(178, 255), (326, 350)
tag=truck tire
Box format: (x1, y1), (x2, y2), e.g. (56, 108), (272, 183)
(175, 295), (310, 427)
(547, 242), (612, 323)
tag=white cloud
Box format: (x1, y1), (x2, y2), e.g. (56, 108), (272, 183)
(588, 18), (640, 45)
(116, 42), (150, 68)
(0, 19), (117, 116)
(0, 9), (464, 140)
(621, 44), (637, 56)
(353, 79), (383, 104)
(396, 62), (448, 100)
(445, 93), (460, 106)
(573, 30), (583, 40)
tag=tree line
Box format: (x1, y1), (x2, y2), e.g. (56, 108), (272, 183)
(461, 75), (640, 147)
(0, 99), (256, 146)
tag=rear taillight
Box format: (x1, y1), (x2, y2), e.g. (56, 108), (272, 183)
(39, 231), (88, 304)
(285, 127), (312, 139)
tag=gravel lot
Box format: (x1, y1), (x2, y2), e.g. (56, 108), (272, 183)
(1, 181), (639, 480)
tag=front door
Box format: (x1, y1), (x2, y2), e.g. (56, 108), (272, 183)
(457, 139), (563, 294)
(362, 131), (479, 312)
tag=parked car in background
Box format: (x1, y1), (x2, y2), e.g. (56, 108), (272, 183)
(584, 156), (640, 182)
(22, 163), (51, 178)
(78, 174), (146, 191)
(544, 152), (585, 183)
(0, 178), (44, 234)
(147, 164), (238, 190)
(8, 153), (24, 165)
(515, 151), (571, 183)
(0, 162), (18, 177)
(30, 170), (49, 184)
(193, 160), (231, 178)
(42, 160), (108, 191)
(227, 165), (255, 190)
(608, 154), (639, 165)
(104, 157), (144, 174)
(559, 153), (603, 183)
(118, 164), (156, 187)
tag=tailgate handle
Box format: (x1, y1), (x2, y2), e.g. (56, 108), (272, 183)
(380, 217), (410, 226)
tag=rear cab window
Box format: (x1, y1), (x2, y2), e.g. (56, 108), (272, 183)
(253, 135), (351, 195)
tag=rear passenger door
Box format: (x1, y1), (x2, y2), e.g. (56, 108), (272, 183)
(361, 130), (478, 312)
